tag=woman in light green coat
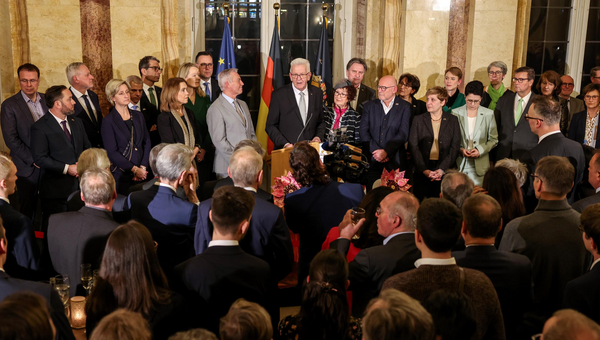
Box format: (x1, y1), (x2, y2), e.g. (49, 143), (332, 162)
(451, 80), (498, 186)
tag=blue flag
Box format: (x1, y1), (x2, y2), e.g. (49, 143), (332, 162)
(216, 16), (237, 76)
(312, 15), (332, 104)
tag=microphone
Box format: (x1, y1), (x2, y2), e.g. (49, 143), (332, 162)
(296, 113), (313, 143)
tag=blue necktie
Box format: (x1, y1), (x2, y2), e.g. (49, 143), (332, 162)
(132, 105), (138, 111)
(204, 82), (211, 100)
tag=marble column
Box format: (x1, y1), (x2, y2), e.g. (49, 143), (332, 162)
(355, 0), (367, 59)
(447, 0), (471, 92)
(364, 0), (386, 88)
(382, 0), (403, 79)
(8, 0), (29, 94)
(161, 0), (179, 81)
(80, 0), (112, 115)
(512, 0), (531, 91)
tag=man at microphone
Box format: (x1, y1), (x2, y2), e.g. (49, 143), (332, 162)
(266, 58), (325, 149)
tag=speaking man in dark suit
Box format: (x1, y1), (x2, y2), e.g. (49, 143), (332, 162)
(126, 143), (199, 279)
(520, 96), (585, 208)
(493, 66), (539, 161)
(330, 190), (421, 317)
(0, 63), (48, 220)
(48, 168), (119, 297)
(564, 203), (600, 324)
(195, 51), (221, 102)
(266, 58), (325, 149)
(345, 58), (377, 117)
(31, 85), (91, 229)
(176, 186), (270, 334)
(0, 153), (39, 279)
(139, 56), (163, 113)
(453, 194), (532, 339)
(0, 224), (75, 340)
(573, 152), (600, 212)
(127, 75), (161, 147)
(360, 75), (411, 190)
(67, 62), (103, 148)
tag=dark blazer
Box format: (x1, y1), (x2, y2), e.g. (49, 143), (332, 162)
(493, 92), (539, 161)
(331, 233), (420, 316)
(213, 177), (273, 202)
(126, 185), (197, 277)
(0, 271), (75, 340)
(568, 110), (598, 147)
(564, 263), (600, 324)
(453, 245), (533, 339)
(141, 85), (162, 109)
(47, 206), (119, 296)
(195, 192), (294, 282)
(0, 91), (48, 177)
(30, 113), (91, 199)
(355, 83), (377, 116)
(0, 200), (39, 278)
(138, 94), (161, 146)
(101, 107), (151, 194)
(405, 96), (428, 126)
(71, 88), (103, 148)
(361, 97), (412, 170)
(157, 107), (202, 146)
(572, 192), (600, 213)
(265, 83), (325, 149)
(175, 245), (270, 333)
(409, 112), (461, 173)
(284, 181), (364, 284)
(208, 77), (222, 102)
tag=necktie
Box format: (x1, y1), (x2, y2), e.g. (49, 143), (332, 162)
(61, 120), (72, 141)
(299, 92), (307, 125)
(148, 87), (157, 108)
(515, 98), (523, 126)
(82, 94), (97, 126)
(204, 82), (211, 101)
(234, 100), (246, 127)
(132, 105), (138, 111)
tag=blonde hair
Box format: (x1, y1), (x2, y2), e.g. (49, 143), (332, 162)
(219, 299), (272, 340)
(177, 62), (206, 97)
(77, 148), (110, 177)
(105, 79), (129, 106)
(89, 309), (151, 340)
(160, 77), (187, 112)
(0, 152), (12, 181)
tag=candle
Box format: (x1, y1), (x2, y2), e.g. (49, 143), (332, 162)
(70, 296), (86, 329)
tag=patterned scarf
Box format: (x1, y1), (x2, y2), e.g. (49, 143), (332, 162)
(171, 109), (195, 148)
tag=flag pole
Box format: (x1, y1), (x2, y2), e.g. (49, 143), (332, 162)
(322, 3), (328, 28)
(274, 2), (280, 34)
(223, 3), (230, 24)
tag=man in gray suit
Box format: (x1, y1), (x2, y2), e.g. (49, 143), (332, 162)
(207, 68), (256, 179)
(560, 75), (585, 132)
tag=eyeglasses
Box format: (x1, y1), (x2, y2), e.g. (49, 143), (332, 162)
(398, 83), (412, 88)
(578, 224), (585, 233)
(376, 206), (383, 216)
(467, 99), (481, 104)
(334, 92), (348, 98)
(377, 85), (395, 91)
(585, 95), (600, 100)
(19, 79), (38, 84)
(488, 71), (503, 76)
(290, 72), (310, 80)
(531, 334), (542, 340)
(561, 83), (575, 87)
(513, 77), (531, 83)
(524, 115), (544, 122)
(147, 66), (163, 72)
(530, 174), (543, 183)
(199, 63), (213, 68)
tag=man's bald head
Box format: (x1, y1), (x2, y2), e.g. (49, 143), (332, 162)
(560, 75), (575, 98)
(378, 75), (398, 103)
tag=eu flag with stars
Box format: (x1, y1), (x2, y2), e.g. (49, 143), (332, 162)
(216, 16), (237, 75)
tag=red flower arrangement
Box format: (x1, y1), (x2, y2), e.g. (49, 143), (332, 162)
(271, 171), (302, 208)
(381, 169), (411, 192)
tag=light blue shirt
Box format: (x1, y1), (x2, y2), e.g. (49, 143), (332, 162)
(20, 91), (44, 121)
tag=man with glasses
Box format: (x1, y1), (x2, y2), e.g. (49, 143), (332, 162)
(520, 96), (585, 209)
(0, 63), (48, 221)
(126, 75), (160, 146)
(266, 58), (324, 149)
(138, 56), (163, 110)
(493, 66), (539, 162)
(560, 75), (585, 133)
(344, 58), (376, 117)
(195, 51), (221, 102)
(67, 62), (103, 148)
(483, 61), (513, 110)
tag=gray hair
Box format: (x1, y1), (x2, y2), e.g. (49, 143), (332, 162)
(544, 309), (600, 340)
(217, 68), (239, 91)
(105, 79), (129, 106)
(440, 170), (475, 209)
(77, 148), (110, 177)
(530, 95), (562, 125)
(229, 147), (263, 187)
(487, 61), (508, 75)
(495, 158), (528, 187)
(80, 168), (115, 206)
(177, 62), (199, 79)
(388, 191), (419, 231)
(290, 58), (310, 73)
(66, 62), (86, 85)
(156, 144), (193, 181)
(126, 75), (143, 87)
(149, 143), (170, 176)
(234, 139), (265, 158)
(169, 329), (217, 340)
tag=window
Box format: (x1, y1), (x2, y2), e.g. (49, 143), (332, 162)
(581, 0), (600, 89)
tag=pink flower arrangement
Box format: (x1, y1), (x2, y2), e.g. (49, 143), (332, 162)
(381, 169), (411, 192)
(271, 171), (302, 208)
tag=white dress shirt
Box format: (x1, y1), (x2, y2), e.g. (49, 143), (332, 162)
(202, 78), (212, 98)
(208, 240), (239, 247)
(292, 85), (310, 121)
(414, 257), (457, 268)
(143, 83), (158, 104)
(514, 91), (533, 118)
(381, 99), (394, 115)
(70, 86), (98, 121)
(591, 257), (600, 270)
(538, 130), (562, 144)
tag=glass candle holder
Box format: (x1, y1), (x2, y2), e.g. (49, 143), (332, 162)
(70, 296), (86, 329)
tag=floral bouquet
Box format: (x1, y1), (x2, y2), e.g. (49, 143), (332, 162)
(381, 169), (411, 192)
(271, 171), (302, 208)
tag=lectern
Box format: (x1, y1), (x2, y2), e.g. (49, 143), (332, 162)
(269, 142), (320, 187)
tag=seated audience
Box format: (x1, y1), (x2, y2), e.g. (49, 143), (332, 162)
(541, 309), (600, 340)
(422, 289), (477, 340)
(175, 186), (270, 334)
(494, 158), (529, 188)
(285, 141), (363, 285)
(86, 221), (185, 339)
(48, 168), (119, 297)
(0, 292), (55, 340)
(362, 289), (435, 340)
(440, 170), (474, 209)
(279, 249), (362, 340)
(536, 70), (569, 134)
(126, 143), (199, 278)
(443, 67), (466, 112)
(453, 194), (532, 339)
(482, 61), (512, 110)
(0, 152), (39, 279)
(383, 198), (506, 340)
(573, 152), (600, 212)
(89, 309), (151, 340)
(564, 203), (600, 324)
(169, 329), (218, 340)
(409, 86), (461, 200)
(500, 156), (588, 333)
(323, 79), (360, 144)
(398, 73), (427, 123)
(330, 190), (420, 316)
(221, 299), (272, 340)
(129, 143), (187, 200)
(67, 148), (110, 211)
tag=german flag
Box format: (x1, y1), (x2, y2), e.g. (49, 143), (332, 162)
(256, 14), (284, 154)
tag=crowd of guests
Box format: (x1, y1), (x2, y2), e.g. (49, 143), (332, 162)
(0, 51), (600, 340)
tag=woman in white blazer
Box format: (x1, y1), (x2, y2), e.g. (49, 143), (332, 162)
(451, 80), (499, 186)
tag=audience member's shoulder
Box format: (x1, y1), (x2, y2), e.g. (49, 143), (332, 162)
(382, 268), (418, 289)
(504, 215), (525, 231)
(572, 194), (600, 213)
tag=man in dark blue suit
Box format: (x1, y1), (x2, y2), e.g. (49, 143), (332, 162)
(0, 63), (48, 221)
(453, 194), (532, 339)
(0, 224), (74, 340)
(360, 75), (411, 190)
(126, 143), (199, 279)
(564, 203), (600, 324)
(31, 85), (91, 230)
(67, 62), (103, 148)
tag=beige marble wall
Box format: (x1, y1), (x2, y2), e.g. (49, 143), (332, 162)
(0, 1), (15, 101)
(363, 0), (385, 88)
(382, 0), (403, 79)
(27, 0), (82, 91)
